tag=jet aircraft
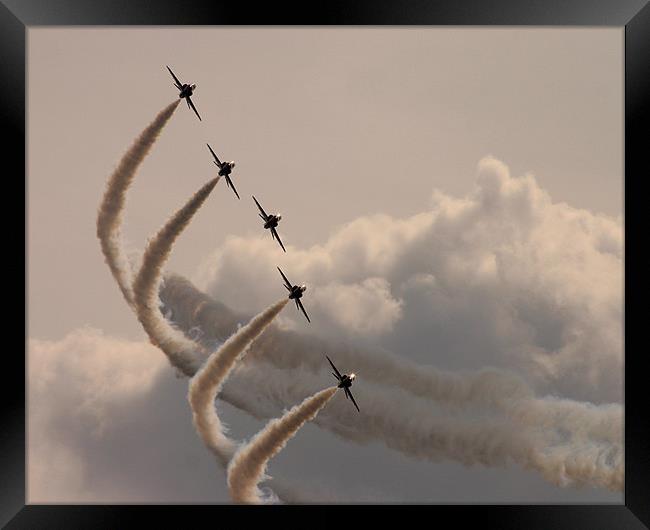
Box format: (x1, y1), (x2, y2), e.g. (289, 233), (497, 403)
(277, 266), (310, 322)
(253, 196), (285, 252)
(327, 355), (360, 412)
(207, 143), (239, 199)
(166, 65), (202, 121)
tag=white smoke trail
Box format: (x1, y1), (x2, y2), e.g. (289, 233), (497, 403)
(158, 275), (623, 490)
(220, 362), (623, 491)
(97, 100), (181, 306)
(132, 178), (219, 376)
(94, 103), (309, 502)
(125, 182), (305, 502)
(152, 270), (624, 492)
(95, 102), (622, 496)
(159, 275), (622, 445)
(188, 298), (289, 468)
(138, 267), (624, 491)
(227, 387), (337, 504)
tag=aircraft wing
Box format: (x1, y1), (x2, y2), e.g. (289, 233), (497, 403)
(277, 266), (293, 290)
(278, 267), (293, 290)
(252, 196), (269, 220)
(271, 227), (286, 252)
(345, 387), (360, 412)
(326, 355), (343, 379)
(296, 298), (311, 323)
(206, 143), (222, 166)
(166, 65), (183, 89)
(186, 96), (202, 121)
(225, 176), (241, 200)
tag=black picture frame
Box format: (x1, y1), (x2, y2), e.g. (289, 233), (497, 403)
(6, 0), (649, 527)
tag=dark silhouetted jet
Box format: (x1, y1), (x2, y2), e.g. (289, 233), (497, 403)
(327, 355), (359, 412)
(207, 144), (239, 199)
(167, 65), (201, 121)
(278, 266), (309, 322)
(253, 196), (285, 252)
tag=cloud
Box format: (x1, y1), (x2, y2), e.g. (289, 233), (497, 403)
(27, 328), (231, 503)
(310, 278), (403, 336)
(195, 156), (622, 403)
(27, 326), (623, 502)
(29, 328), (166, 437)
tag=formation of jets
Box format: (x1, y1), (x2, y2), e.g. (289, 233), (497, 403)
(165, 65), (358, 412)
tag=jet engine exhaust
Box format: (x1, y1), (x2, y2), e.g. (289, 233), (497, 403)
(227, 386), (337, 504)
(188, 298), (289, 467)
(132, 177), (219, 376)
(97, 99), (181, 307)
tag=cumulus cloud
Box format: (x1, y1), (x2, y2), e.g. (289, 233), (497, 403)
(27, 328), (343, 503)
(29, 328), (166, 437)
(309, 278), (403, 337)
(195, 157), (622, 403)
(28, 329), (170, 501)
(161, 274), (622, 450)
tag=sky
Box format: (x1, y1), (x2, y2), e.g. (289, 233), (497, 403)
(27, 27), (623, 503)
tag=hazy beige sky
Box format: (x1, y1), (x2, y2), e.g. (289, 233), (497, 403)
(28, 27), (622, 340)
(27, 28), (623, 504)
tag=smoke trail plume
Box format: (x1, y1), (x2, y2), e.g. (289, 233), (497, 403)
(188, 298), (289, 467)
(221, 363), (623, 491)
(227, 387), (337, 504)
(159, 274), (622, 444)
(93, 104), (308, 502)
(141, 265), (624, 492)
(97, 100), (181, 306)
(132, 178), (219, 376)
(158, 275), (623, 490)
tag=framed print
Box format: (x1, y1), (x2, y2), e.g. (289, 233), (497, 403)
(5, 0), (649, 527)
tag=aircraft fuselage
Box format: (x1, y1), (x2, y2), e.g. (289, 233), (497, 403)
(289, 285), (306, 300)
(179, 84), (194, 99)
(337, 375), (354, 389)
(264, 216), (280, 229)
(218, 162), (235, 177)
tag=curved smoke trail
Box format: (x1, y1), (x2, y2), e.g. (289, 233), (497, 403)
(97, 105), (314, 498)
(159, 274), (622, 445)
(156, 276), (623, 491)
(188, 298), (289, 468)
(227, 387), (337, 504)
(97, 100), (181, 306)
(132, 178), (219, 376)
(95, 101), (622, 496)
(154, 277), (623, 490)
(96, 106), (312, 503)
(220, 362), (623, 491)
(125, 180), (304, 501)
